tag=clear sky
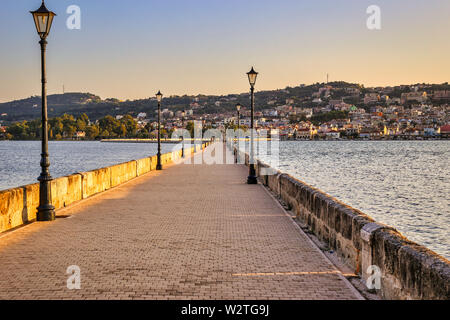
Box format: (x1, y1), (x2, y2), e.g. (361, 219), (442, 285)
(0, 0), (449, 102)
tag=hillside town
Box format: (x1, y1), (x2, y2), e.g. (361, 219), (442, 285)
(1, 82), (449, 140)
(109, 82), (450, 141)
(183, 83), (450, 140)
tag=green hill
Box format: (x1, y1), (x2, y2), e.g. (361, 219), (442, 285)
(0, 93), (101, 122)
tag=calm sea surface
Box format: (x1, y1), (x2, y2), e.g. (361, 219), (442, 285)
(256, 141), (449, 259)
(0, 141), (178, 191)
(1, 140), (449, 259)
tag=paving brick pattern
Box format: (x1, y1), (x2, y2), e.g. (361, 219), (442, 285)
(0, 145), (362, 300)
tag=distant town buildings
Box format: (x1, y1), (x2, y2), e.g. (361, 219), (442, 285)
(1, 82), (449, 141)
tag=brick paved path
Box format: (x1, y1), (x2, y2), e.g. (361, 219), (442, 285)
(0, 144), (363, 300)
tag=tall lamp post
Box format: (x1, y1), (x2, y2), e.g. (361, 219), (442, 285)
(235, 103), (241, 157)
(247, 67), (258, 184)
(31, 1), (56, 221)
(156, 91), (163, 170)
(181, 110), (186, 158)
(235, 103), (241, 129)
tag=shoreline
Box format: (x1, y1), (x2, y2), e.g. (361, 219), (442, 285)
(1, 137), (449, 142)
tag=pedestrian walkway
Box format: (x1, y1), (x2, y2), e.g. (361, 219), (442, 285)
(0, 144), (363, 300)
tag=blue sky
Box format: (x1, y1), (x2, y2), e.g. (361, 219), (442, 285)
(0, 0), (449, 102)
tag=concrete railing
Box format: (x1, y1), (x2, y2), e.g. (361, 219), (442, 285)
(233, 146), (449, 300)
(0, 142), (210, 234)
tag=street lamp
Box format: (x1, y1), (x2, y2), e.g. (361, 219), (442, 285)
(246, 67), (258, 184)
(235, 103), (241, 129)
(235, 103), (241, 159)
(181, 110), (186, 158)
(31, 1), (56, 221)
(156, 90), (163, 170)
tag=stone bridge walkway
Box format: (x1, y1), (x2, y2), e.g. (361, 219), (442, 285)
(0, 144), (362, 300)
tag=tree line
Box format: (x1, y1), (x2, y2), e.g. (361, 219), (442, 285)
(3, 113), (170, 140)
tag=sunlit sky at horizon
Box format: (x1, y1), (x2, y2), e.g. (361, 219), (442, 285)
(0, 0), (449, 102)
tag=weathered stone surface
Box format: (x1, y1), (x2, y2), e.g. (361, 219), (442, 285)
(23, 183), (39, 223)
(51, 174), (83, 210)
(81, 167), (111, 199)
(372, 229), (450, 300)
(0, 188), (24, 232)
(0, 183), (39, 233)
(150, 155), (158, 170)
(351, 215), (374, 250)
(110, 161), (137, 187)
(136, 158), (151, 176)
(360, 222), (390, 243)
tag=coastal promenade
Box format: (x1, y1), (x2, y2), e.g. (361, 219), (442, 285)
(0, 144), (362, 300)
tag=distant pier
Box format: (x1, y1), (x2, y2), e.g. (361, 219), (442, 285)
(100, 138), (211, 144)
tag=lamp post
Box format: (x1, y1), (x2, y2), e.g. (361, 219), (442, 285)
(235, 103), (241, 130)
(235, 103), (241, 158)
(181, 110), (186, 158)
(156, 90), (163, 170)
(31, 1), (56, 221)
(246, 67), (258, 184)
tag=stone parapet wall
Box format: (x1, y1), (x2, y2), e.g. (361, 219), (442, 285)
(0, 142), (209, 234)
(234, 147), (449, 300)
